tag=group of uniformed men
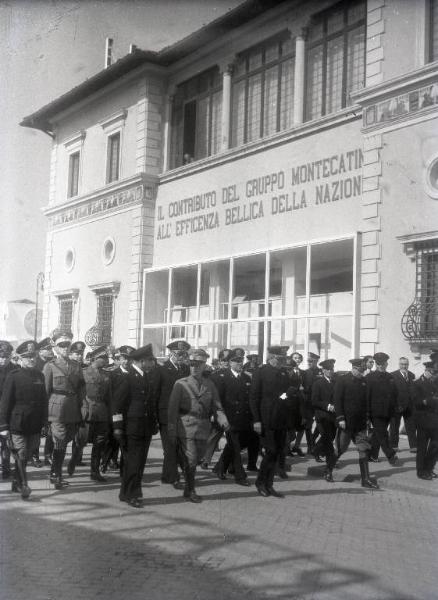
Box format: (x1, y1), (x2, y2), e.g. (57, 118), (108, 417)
(0, 332), (437, 508)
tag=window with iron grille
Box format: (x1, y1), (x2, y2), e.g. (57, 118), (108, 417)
(67, 151), (80, 198)
(305, 0), (366, 121)
(418, 243), (438, 337)
(106, 132), (120, 183)
(96, 292), (114, 345)
(430, 0), (438, 62)
(58, 296), (73, 332)
(231, 34), (295, 148)
(171, 67), (222, 168)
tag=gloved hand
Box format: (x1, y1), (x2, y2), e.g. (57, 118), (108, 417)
(337, 419), (346, 430)
(113, 428), (126, 450)
(0, 429), (9, 437)
(253, 421), (262, 435)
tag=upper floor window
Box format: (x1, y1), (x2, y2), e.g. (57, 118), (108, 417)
(106, 132), (120, 183)
(231, 34), (295, 147)
(58, 296), (74, 331)
(67, 151), (80, 198)
(305, 0), (366, 121)
(171, 67), (222, 168)
(430, 0), (438, 62)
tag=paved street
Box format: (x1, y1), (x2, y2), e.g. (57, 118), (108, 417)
(1, 437), (437, 600)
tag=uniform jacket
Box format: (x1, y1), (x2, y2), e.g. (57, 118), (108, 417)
(412, 376), (438, 429)
(390, 369), (415, 412)
(211, 369), (253, 431)
(250, 363), (290, 430)
(35, 355), (53, 373)
(0, 362), (19, 396)
(0, 367), (47, 434)
(168, 374), (228, 440)
(110, 366), (129, 397)
(366, 370), (397, 419)
(83, 365), (111, 422)
(301, 367), (321, 420)
(156, 360), (190, 425)
(112, 365), (158, 435)
(44, 357), (84, 424)
(334, 372), (368, 433)
(311, 376), (336, 423)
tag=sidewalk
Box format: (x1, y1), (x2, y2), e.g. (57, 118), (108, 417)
(0, 437), (437, 600)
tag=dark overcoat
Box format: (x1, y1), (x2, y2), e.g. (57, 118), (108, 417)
(211, 369), (253, 431)
(0, 367), (47, 434)
(249, 363), (290, 430)
(334, 372), (368, 433)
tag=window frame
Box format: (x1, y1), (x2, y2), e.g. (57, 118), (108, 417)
(106, 131), (121, 184)
(231, 31), (295, 146)
(67, 150), (80, 199)
(305, 0), (366, 121)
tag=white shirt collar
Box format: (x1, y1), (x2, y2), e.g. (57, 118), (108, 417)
(132, 363), (144, 376)
(231, 368), (240, 378)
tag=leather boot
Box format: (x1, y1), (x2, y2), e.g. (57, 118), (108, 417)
(67, 444), (81, 476)
(16, 458), (31, 499)
(90, 444), (106, 482)
(359, 458), (379, 489)
(305, 429), (314, 455)
(183, 466), (201, 503)
(1, 439), (11, 480)
(51, 449), (69, 489)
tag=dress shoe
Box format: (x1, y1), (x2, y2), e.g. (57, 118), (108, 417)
(90, 472), (107, 483)
(276, 469), (288, 479)
(128, 498), (143, 508)
(246, 465), (259, 472)
(235, 479), (251, 487)
(31, 458), (43, 468)
(184, 490), (202, 503)
(361, 478), (379, 489)
(53, 477), (69, 490)
(291, 447), (305, 457)
(255, 483), (270, 497)
(417, 472), (433, 481)
(324, 471), (334, 482)
(216, 471), (227, 480)
(173, 481), (185, 490)
(266, 486), (284, 498)
(313, 454), (324, 463)
(430, 471), (438, 479)
(388, 454), (399, 466)
(21, 485), (31, 499)
(200, 461), (209, 470)
(368, 456), (380, 463)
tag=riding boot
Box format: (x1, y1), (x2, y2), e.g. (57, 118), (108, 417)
(305, 429), (314, 455)
(183, 466), (201, 503)
(1, 439), (11, 480)
(90, 443), (106, 482)
(51, 448), (68, 489)
(16, 458), (31, 499)
(359, 458), (379, 489)
(68, 443), (82, 476)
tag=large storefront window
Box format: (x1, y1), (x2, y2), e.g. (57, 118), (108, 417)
(231, 35), (295, 147)
(305, 0), (366, 121)
(143, 237), (357, 368)
(171, 67), (222, 168)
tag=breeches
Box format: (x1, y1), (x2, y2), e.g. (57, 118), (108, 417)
(50, 422), (77, 451)
(10, 433), (40, 460)
(338, 429), (371, 459)
(178, 437), (207, 469)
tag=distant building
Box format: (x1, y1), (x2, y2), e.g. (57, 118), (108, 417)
(21, 0), (438, 371)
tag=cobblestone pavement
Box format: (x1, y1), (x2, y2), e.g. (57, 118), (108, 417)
(1, 437), (437, 600)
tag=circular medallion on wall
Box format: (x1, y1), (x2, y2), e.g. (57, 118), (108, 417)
(425, 154), (438, 199)
(102, 237), (116, 266)
(64, 247), (75, 272)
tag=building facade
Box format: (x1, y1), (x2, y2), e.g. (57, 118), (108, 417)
(22, 0), (438, 372)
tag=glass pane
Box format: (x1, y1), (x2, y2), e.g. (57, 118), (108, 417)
(230, 320), (263, 356)
(231, 80), (245, 147)
(210, 91), (223, 156)
(281, 37), (294, 56)
(170, 265), (198, 322)
(265, 41), (279, 64)
(308, 21), (323, 43)
(233, 55), (246, 78)
(143, 327), (168, 359)
(195, 96), (209, 159)
(327, 8), (344, 35)
(310, 240), (354, 314)
(200, 260), (230, 321)
(247, 73), (262, 142)
(267, 318), (303, 351)
(197, 322), (229, 359)
(280, 57), (295, 130)
(248, 47), (262, 71)
(348, 1), (366, 25)
(232, 253), (266, 318)
(308, 316), (353, 371)
(269, 247), (307, 316)
(346, 27), (365, 102)
(263, 66), (279, 137)
(326, 36), (344, 114)
(144, 271), (168, 325)
(306, 45), (323, 120)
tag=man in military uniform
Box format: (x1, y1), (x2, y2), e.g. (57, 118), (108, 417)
(242, 353), (259, 378)
(32, 337), (55, 467)
(156, 340), (190, 487)
(250, 346), (290, 498)
(0, 341), (18, 479)
(201, 348), (231, 469)
(67, 341), (88, 472)
(334, 358), (378, 488)
(0, 341), (47, 499)
(80, 346), (112, 482)
(43, 331), (84, 489)
(101, 345), (135, 473)
(367, 352), (399, 465)
(212, 348), (258, 485)
(389, 357), (416, 452)
(311, 359), (337, 482)
(112, 344), (158, 508)
(168, 349), (229, 503)
(412, 362), (438, 480)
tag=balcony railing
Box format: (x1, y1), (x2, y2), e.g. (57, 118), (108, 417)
(401, 298), (438, 342)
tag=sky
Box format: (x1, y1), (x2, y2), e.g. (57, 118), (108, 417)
(0, 0), (241, 304)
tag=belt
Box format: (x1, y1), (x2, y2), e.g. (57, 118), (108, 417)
(52, 390), (76, 396)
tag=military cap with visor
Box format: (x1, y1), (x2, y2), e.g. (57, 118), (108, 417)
(0, 341), (13, 358)
(37, 337), (53, 351)
(228, 348), (245, 362)
(189, 348), (210, 362)
(320, 359), (336, 370)
(373, 352), (389, 364)
(308, 352), (320, 360)
(16, 340), (38, 358)
(70, 341), (86, 354)
(167, 340), (191, 352)
(350, 358), (365, 367)
(114, 345), (136, 358)
(267, 346), (289, 356)
(129, 343), (154, 361)
(88, 346), (107, 361)
(52, 330), (73, 346)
